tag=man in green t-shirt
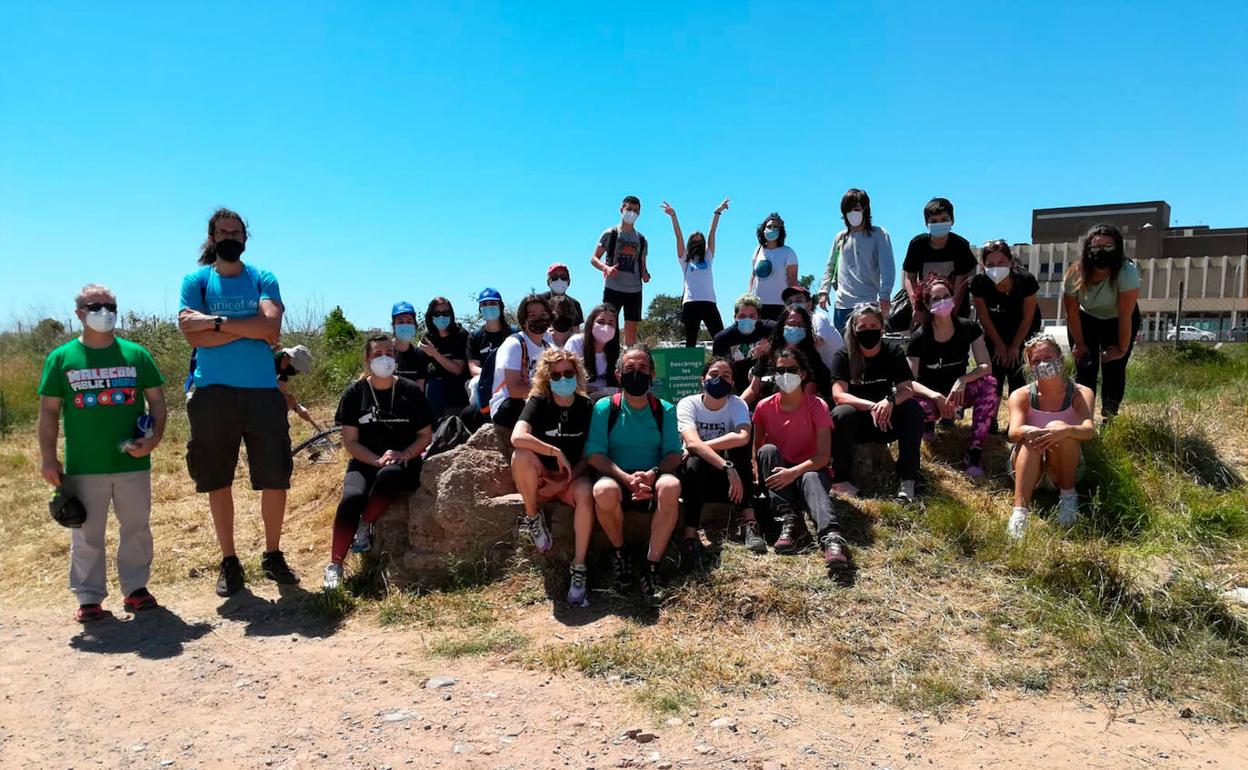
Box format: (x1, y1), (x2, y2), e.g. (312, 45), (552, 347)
(585, 344), (682, 603)
(37, 284), (167, 623)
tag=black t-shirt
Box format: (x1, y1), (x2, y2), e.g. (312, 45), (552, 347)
(750, 339), (832, 399)
(903, 232), (977, 280)
(423, 328), (470, 380)
(830, 341), (913, 404)
(468, 325), (517, 364)
(969, 270), (1042, 343)
(394, 345), (428, 381)
(712, 320), (777, 394)
(518, 394), (593, 465)
(334, 377), (435, 459)
(906, 318), (984, 395)
(537, 291), (585, 326)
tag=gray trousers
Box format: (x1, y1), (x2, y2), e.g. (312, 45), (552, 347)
(756, 444), (838, 536)
(63, 471), (153, 604)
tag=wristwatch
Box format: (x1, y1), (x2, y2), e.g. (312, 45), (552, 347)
(885, 392), (896, 404)
(721, 460), (735, 471)
(213, 315), (225, 332)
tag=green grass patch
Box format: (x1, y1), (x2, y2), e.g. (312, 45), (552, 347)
(428, 628), (528, 658)
(376, 587), (496, 628)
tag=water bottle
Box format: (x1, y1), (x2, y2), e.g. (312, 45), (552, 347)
(119, 414), (155, 453)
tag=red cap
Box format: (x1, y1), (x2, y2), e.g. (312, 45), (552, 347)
(547, 262), (569, 277)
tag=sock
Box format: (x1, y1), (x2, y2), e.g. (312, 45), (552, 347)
(1059, 488), (1077, 498)
(1012, 506), (1029, 517)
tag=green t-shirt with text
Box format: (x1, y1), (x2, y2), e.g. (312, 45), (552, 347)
(38, 338), (165, 475)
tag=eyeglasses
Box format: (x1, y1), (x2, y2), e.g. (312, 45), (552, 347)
(1088, 245), (1116, 255)
(773, 366), (801, 375)
(80, 302), (117, 312)
(549, 370), (576, 381)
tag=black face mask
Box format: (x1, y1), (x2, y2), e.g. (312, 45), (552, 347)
(856, 328), (883, 349)
(620, 370), (652, 397)
(281, 365), (299, 378)
(704, 376), (733, 399)
(1088, 252), (1117, 270)
(552, 316), (574, 333)
(527, 318), (551, 335)
(215, 238), (245, 263)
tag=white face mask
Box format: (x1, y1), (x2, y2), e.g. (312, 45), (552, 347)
(621, 210), (639, 225)
(84, 309), (117, 333)
(548, 279), (569, 295)
(774, 372), (802, 394)
(369, 355), (397, 378)
(985, 266), (1011, 284)
(846, 210), (864, 228)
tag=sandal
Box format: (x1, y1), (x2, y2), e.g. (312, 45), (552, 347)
(75, 604), (113, 623)
(123, 588), (159, 612)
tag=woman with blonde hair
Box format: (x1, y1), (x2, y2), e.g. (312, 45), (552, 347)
(1004, 335), (1096, 539)
(509, 349), (597, 606)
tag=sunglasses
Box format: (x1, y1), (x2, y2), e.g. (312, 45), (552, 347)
(81, 302), (117, 312)
(431, 311), (453, 318)
(549, 370), (576, 381)
(1088, 245), (1116, 255)
(773, 366), (801, 375)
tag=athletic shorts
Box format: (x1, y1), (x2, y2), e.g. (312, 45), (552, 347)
(186, 385), (292, 493)
(603, 288), (643, 322)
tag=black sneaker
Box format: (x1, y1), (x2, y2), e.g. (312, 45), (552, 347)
(679, 536), (704, 572)
(216, 555), (245, 597)
(637, 561), (664, 605)
(261, 550), (300, 586)
(741, 520), (768, 555)
(610, 549), (635, 595)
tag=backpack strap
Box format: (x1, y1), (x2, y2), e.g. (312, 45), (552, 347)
(605, 228), (619, 267)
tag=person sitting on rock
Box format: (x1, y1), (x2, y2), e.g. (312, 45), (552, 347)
(509, 350), (596, 606)
(585, 344), (682, 603)
(1005, 334), (1096, 539)
(323, 334), (434, 591)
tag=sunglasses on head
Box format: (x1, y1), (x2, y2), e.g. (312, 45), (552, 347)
(82, 302), (117, 312)
(549, 369), (576, 381)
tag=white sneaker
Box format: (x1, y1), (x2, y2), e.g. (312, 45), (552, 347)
(896, 480), (917, 503)
(350, 521), (374, 553)
(524, 511), (553, 553)
(566, 564), (589, 607)
(1056, 492), (1079, 528)
(1007, 508), (1029, 540)
(322, 563), (343, 591)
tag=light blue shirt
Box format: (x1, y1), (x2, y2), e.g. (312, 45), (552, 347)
(180, 264), (283, 389)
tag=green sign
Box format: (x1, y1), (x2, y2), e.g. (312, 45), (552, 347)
(651, 346), (707, 403)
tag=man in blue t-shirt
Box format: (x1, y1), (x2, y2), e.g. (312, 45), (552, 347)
(585, 344), (681, 603)
(178, 208), (297, 597)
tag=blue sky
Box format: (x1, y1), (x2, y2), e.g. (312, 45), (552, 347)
(2, 1), (1246, 331)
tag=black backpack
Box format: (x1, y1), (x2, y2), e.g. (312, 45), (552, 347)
(476, 332), (550, 414)
(604, 228), (648, 272)
(426, 414), (473, 457)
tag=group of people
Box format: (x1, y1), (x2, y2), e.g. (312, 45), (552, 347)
(35, 200), (1143, 619)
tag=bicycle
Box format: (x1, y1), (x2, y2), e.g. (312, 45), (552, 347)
(291, 420), (343, 465)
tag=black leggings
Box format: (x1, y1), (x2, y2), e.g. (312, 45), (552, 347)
(830, 400), (924, 483)
(985, 338), (1027, 399)
(680, 445), (755, 529)
(1070, 306), (1141, 418)
(682, 301), (725, 348)
(332, 459), (422, 562)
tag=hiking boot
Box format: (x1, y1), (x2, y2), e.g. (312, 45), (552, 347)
(964, 448), (984, 480)
(261, 550), (300, 586)
(1007, 507), (1029, 540)
(1056, 491), (1080, 528)
(122, 587), (158, 613)
(523, 511), (552, 553)
(679, 536), (705, 572)
(610, 549), (636, 595)
(638, 562), (664, 605)
(322, 563), (343, 591)
(819, 531), (851, 572)
(566, 564), (589, 607)
(741, 520), (768, 555)
(896, 480), (918, 504)
(350, 520), (374, 554)
(216, 555), (245, 597)
(773, 509), (808, 555)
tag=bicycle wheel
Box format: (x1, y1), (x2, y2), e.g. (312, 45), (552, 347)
(291, 426), (343, 465)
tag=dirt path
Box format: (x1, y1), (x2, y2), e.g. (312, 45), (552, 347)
(2, 585), (1243, 770)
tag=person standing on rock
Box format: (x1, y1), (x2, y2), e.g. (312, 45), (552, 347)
(585, 344), (682, 604)
(178, 207), (297, 596)
(323, 334), (434, 590)
(590, 195), (649, 346)
(38, 284), (167, 622)
(509, 350), (596, 606)
(538, 263), (586, 330)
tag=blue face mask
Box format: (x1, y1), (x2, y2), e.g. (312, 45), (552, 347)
(783, 325), (806, 345)
(550, 376), (578, 398)
(928, 221), (953, 238)
(736, 317), (757, 335)
(481, 306), (501, 322)
(432, 315), (452, 331)
(393, 323), (417, 342)
(764, 227), (780, 242)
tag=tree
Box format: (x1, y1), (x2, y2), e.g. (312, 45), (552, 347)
(323, 306), (360, 352)
(637, 293), (684, 346)
(30, 318), (66, 354)
(799, 273), (816, 292)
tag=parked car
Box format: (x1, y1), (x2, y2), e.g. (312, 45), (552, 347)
(1166, 325), (1216, 342)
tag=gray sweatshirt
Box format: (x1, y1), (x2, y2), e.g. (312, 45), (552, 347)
(818, 227), (895, 309)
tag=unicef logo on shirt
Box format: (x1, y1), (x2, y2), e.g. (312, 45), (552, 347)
(754, 259), (774, 279)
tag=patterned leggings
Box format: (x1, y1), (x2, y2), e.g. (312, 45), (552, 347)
(914, 375), (1000, 450)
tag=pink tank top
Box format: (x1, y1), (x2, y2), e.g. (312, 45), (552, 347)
(1025, 380), (1080, 427)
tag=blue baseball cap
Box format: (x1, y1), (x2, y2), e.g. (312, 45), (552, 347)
(391, 301), (416, 318)
(477, 287), (502, 303)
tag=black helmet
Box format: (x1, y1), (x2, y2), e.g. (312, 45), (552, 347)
(49, 488), (87, 528)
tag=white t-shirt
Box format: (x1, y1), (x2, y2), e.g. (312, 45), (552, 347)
(750, 245), (798, 305)
(565, 333), (610, 392)
(679, 249), (716, 303)
(676, 393), (751, 441)
(812, 310), (845, 372)
(488, 332), (552, 415)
